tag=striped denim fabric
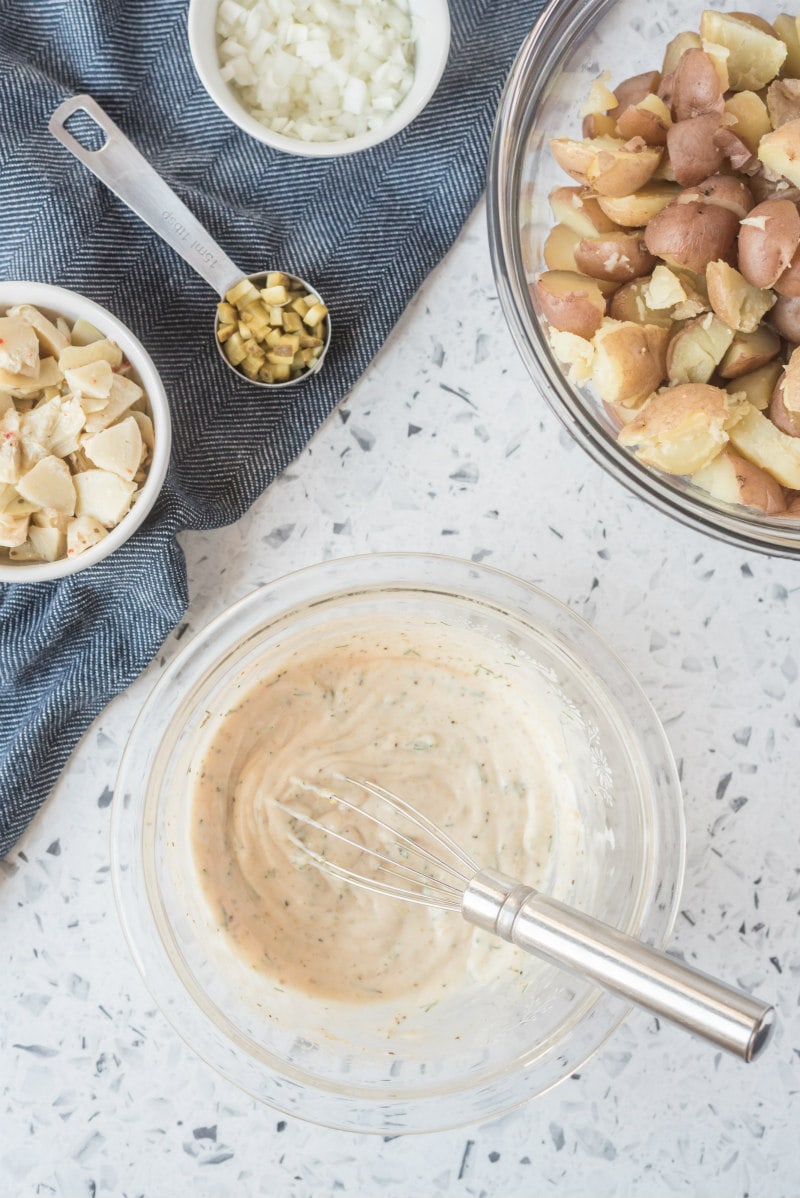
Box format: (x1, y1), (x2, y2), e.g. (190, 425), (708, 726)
(0, 0), (544, 856)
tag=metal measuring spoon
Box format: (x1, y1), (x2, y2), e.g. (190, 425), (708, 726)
(49, 95), (331, 390)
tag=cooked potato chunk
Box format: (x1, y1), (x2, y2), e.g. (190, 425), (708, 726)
(591, 320), (669, 406)
(534, 272), (607, 341)
(73, 469), (136, 527)
(671, 48), (724, 121)
(666, 313), (734, 384)
(719, 325), (781, 378)
(728, 401), (800, 486)
(666, 113), (726, 185)
(596, 183), (679, 227)
(706, 260), (776, 332)
(550, 136), (662, 196)
(548, 186), (620, 236)
(698, 11), (787, 90)
(725, 361), (783, 411)
(574, 232), (656, 283)
(692, 448), (786, 512)
(644, 200), (739, 273)
(723, 91), (771, 154)
(758, 117), (800, 187)
(769, 372), (800, 435)
(738, 199), (800, 287)
(618, 383), (742, 474)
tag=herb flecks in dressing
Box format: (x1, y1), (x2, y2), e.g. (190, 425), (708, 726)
(190, 621), (585, 1003)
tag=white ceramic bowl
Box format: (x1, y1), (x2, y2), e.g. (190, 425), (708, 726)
(0, 281), (171, 584)
(188, 0), (451, 158)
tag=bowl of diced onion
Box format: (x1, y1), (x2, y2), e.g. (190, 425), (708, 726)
(0, 281), (171, 584)
(188, 0), (451, 157)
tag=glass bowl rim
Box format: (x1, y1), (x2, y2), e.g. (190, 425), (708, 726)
(111, 550), (686, 1133)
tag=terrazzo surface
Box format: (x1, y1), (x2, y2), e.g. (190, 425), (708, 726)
(1, 203), (799, 1197)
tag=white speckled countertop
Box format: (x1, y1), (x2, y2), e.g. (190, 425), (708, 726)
(2, 202), (799, 1198)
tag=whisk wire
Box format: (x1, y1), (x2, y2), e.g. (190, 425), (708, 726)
(282, 828), (463, 910)
(271, 798), (464, 902)
(291, 776), (478, 887)
(338, 775), (480, 877)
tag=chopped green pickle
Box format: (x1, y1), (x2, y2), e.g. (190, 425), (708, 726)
(218, 275), (328, 384)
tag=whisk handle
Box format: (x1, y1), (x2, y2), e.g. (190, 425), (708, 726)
(462, 869), (774, 1062)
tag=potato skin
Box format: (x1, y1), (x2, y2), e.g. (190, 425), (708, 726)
(677, 174), (754, 220)
(694, 448), (787, 512)
(738, 200), (800, 289)
(618, 382), (731, 474)
(644, 200), (739, 274)
(592, 321), (669, 405)
(671, 48), (723, 121)
(608, 278), (673, 327)
(582, 113), (618, 138)
(533, 271), (606, 341)
(616, 101), (670, 147)
(769, 375), (800, 437)
(770, 293), (800, 342)
(774, 246), (800, 298)
(667, 114), (725, 186)
(718, 325), (781, 378)
(586, 143), (663, 198)
(610, 70), (661, 115)
(574, 233), (656, 282)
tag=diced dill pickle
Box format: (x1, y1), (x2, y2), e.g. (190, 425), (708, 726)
(224, 332), (248, 365)
(221, 274), (326, 383)
(282, 311), (303, 333)
(226, 278), (261, 306)
(303, 302), (328, 328)
(241, 356), (263, 380)
(242, 305), (270, 334)
(260, 284), (289, 306)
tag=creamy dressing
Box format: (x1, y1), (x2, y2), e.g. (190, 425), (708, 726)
(190, 620), (586, 1004)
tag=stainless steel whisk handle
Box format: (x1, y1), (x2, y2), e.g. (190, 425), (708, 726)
(463, 870), (774, 1062)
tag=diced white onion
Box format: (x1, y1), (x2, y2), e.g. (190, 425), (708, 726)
(215, 0), (415, 143)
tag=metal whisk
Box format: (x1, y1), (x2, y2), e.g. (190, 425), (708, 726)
(274, 776), (775, 1062)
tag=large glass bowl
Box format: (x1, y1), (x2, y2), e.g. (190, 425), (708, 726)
(111, 553), (684, 1133)
(488, 0), (800, 558)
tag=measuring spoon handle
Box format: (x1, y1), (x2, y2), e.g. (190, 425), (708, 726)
(49, 94), (243, 298)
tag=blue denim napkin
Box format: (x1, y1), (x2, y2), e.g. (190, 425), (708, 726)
(0, 0), (543, 856)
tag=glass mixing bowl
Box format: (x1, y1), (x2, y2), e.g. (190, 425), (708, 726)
(487, 0), (800, 558)
(111, 553), (684, 1133)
